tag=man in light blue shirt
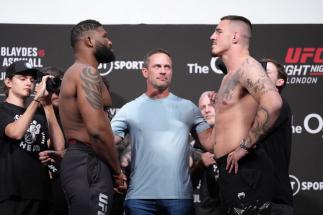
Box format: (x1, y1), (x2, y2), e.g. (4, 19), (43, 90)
(112, 48), (213, 215)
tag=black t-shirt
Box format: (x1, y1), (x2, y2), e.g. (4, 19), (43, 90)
(0, 102), (50, 201)
(191, 141), (222, 215)
(263, 98), (293, 206)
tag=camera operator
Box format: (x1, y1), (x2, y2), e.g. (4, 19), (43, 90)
(37, 66), (68, 215)
(0, 61), (65, 215)
(38, 67), (65, 164)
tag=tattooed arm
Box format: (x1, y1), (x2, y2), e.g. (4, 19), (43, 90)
(226, 58), (282, 173)
(77, 66), (122, 175)
(241, 59), (282, 147)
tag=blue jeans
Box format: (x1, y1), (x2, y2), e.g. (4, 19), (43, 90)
(124, 199), (194, 215)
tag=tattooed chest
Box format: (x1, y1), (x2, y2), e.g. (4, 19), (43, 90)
(216, 73), (244, 106)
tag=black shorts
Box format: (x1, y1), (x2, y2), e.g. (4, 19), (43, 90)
(0, 198), (49, 215)
(216, 146), (274, 215)
(60, 140), (114, 215)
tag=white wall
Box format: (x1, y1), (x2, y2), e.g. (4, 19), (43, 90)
(1, 0), (323, 24)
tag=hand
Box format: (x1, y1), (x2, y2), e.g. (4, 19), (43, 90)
(113, 172), (127, 194)
(201, 152), (216, 167)
(34, 75), (53, 105)
(120, 152), (131, 168)
(39, 150), (65, 165)
(208, 91), (217, 105)
(226, 147), (248, 174)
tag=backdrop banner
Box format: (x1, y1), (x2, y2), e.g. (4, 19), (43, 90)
(1, 24), (322, 214)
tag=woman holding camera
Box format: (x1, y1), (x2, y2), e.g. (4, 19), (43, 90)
(0, 61), (64, 215)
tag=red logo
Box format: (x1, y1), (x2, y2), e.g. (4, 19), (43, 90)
(285, 48), (323, 64)
(37, 49), (46, 57)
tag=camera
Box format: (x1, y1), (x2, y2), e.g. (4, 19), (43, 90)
(46, 77), (61, 94)
(38, 66), (64, 94)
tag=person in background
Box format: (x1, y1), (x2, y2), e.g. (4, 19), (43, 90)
(39, 66), (65, 164)
(260, 58), (293, 215)
(38, 66), (68, 215)
(0, 60), (64, 215)
(190, 91), (222, 215)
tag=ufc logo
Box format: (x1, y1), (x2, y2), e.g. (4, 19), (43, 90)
(97, 193), (108, 215)
(285, 48), (323, 63)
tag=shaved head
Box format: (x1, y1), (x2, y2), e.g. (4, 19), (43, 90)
(221, 15), (252, 46)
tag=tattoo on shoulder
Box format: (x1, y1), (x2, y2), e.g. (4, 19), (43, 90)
(239, 59), (278, 96)
(245, 75), (278, 96)
(80, 67), (103, 110)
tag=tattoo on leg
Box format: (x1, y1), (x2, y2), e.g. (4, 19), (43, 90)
(80, 67), (103, 110)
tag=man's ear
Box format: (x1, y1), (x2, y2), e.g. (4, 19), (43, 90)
(142, 67), (148, 78)
(84, 34), (95, 48)
(276, 78), (285, 87)
(232, 32), (239, 44)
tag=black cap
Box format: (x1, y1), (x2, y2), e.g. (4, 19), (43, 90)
(5, 61), (39, 79)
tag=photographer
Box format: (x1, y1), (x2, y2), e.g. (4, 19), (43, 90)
(37, 66), (68, 215)
(0, 61), (65, 215)
(38, 67), (65, 165)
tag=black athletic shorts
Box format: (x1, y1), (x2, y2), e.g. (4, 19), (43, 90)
(0, 198), (49, 215)
(60, 140), (114, 215)
(216, 146), (274, 215)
